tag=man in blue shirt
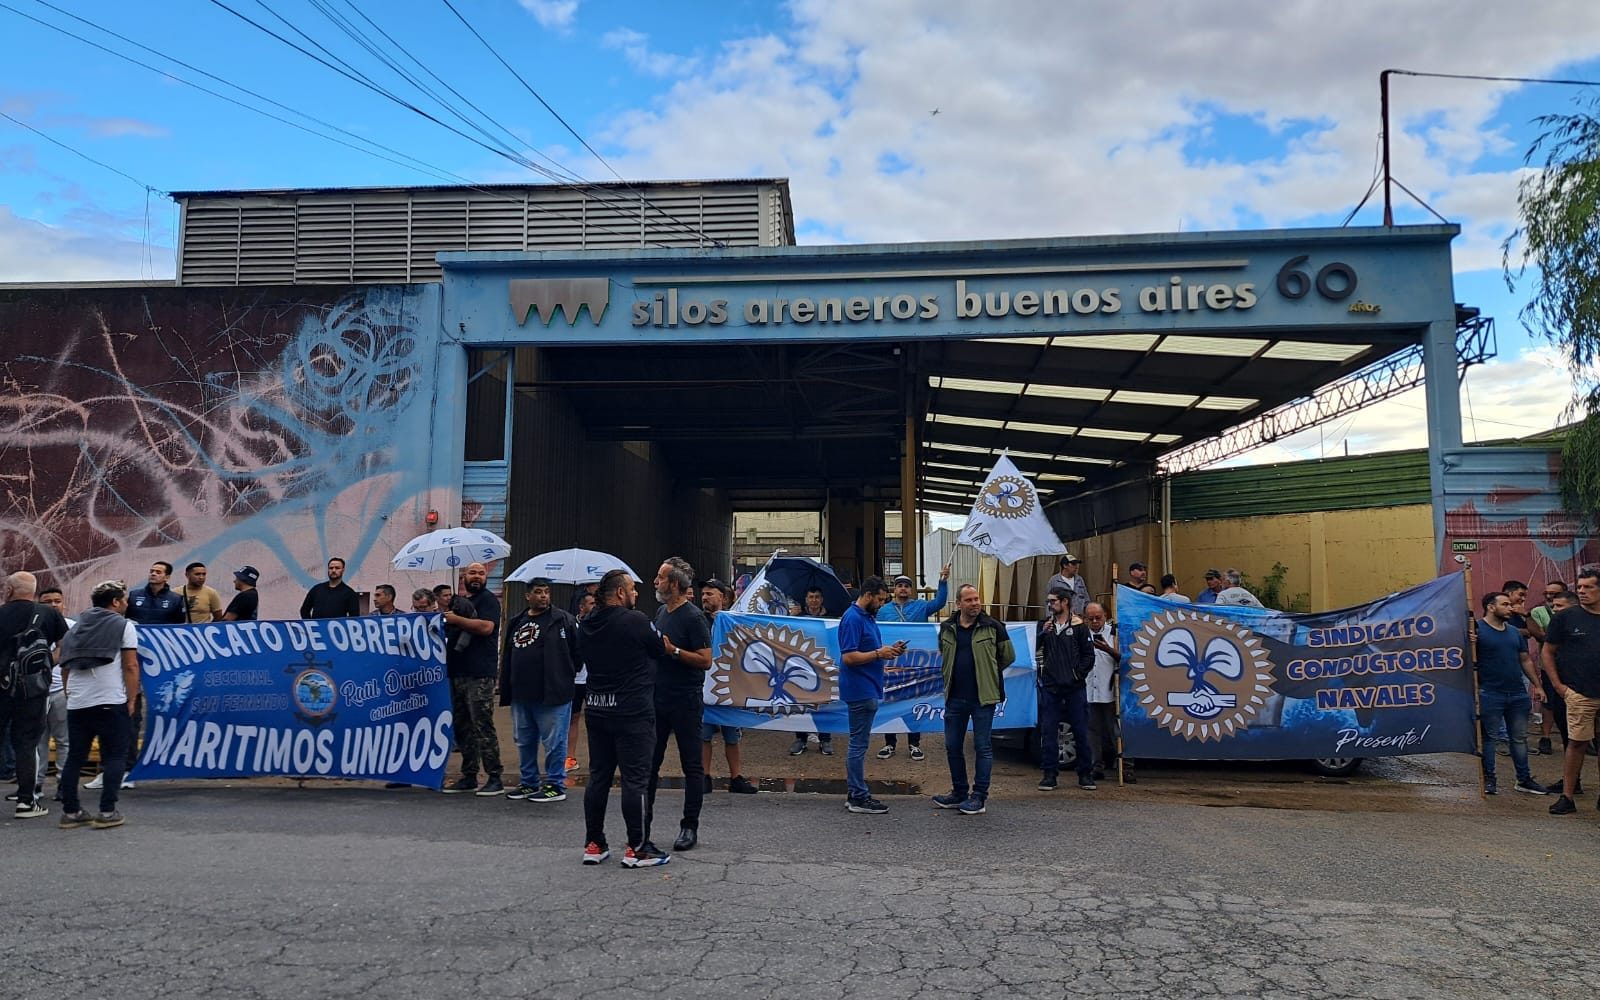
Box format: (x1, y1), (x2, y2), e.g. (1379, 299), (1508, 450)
(1195, 569), (1224, 605)
(838, 576), (906, 814)
(874, 565), (949, 761)
(1476, 591), (1548, 796)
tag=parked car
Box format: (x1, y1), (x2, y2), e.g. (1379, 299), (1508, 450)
(994, 721), (1364, 778)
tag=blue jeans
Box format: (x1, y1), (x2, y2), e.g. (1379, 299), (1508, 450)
(1479, 687), (1532, 784)
(943, 697), (996, 800)
(511, 700), (571, 790)
(1039, 684), (1094, 780)
(845, 698), (878, 802)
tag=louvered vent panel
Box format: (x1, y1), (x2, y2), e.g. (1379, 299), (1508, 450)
(410, 196), (469, 281)
(179, 203), (244, 284)
(465, 195), (527, 251)
(352, 198), (410, 282)
(581, 192), (646, 248)
(526, 193), (588, 248)
(295, 199), (356, 282)
(236, 203), (297, 284)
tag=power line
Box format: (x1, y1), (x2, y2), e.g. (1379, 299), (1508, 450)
(438, 0), (624, 183)
(0, 108), (159, 193)
(1386, 68), (1600, 88)
(4, 1), (685, 248)
(206, 0), (718, 246)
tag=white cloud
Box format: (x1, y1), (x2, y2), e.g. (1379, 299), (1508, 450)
(599, 0), (1600, 255)
(0, 206), (171, 282)
(518, 0), (578, 31)
(601, 28), (697, 77)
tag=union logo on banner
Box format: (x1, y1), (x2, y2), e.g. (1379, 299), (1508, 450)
(1127, 609), (1274, 742)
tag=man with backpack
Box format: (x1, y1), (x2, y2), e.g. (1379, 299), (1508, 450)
(0, 571), (68, 818)
(55, 580), (141, 830)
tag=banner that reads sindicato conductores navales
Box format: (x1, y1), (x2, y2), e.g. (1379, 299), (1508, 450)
(131, 613), (453, 787)
(1116, 573), (1475, 760)
(701, 612), (1037, 734)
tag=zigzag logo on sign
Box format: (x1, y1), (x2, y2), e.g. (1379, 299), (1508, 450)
(510, 278), (610, 326)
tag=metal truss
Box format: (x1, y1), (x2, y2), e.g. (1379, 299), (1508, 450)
(1157, 313), (1497, 473)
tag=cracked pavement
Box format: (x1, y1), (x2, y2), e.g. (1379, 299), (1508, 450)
(8, 770), (1599, 999)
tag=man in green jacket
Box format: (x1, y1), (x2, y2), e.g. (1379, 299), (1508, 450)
(932, 584), (1016, 815)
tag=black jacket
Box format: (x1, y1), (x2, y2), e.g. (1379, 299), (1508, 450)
(500, 606), (579, 707)
(576, 603), (665, 716)
(1036, 616), (1094, 690)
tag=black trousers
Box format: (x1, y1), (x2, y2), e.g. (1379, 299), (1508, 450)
(0, 693), (47, 806)
(584, 710), (655, 850)
(647, 697), (705, 837)
(61, 704), (133, 815)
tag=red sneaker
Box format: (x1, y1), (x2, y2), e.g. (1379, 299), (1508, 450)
(582, 841), (610, 865)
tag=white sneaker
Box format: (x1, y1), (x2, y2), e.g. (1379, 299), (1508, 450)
(122, 780), (135, 789)
(85, 774), (104, 789)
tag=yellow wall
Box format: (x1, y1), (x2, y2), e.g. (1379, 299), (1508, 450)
(980, 504), (1434, 616)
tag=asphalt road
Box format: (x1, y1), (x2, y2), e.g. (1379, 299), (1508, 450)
(8, 753), (1599, 1000)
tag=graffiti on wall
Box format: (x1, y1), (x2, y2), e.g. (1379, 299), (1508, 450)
(1441, 449), (1599, 597)
(0, 286), (444, 616)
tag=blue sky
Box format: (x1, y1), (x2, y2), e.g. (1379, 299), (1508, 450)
(4, 0), (1600, 462)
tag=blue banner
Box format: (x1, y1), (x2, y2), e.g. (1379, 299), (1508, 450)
(1117, 573), (1475, 759)
(131, 614), (453, 787)
(701, 613), (1037, 733)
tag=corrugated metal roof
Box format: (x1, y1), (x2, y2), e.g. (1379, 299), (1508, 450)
(1170, 449), (1431, 520)
(168, 178), (792, 198)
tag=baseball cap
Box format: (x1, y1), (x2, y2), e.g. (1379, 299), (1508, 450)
(892, 574), (914, 586)
(234, 565), (260, 585)
(702, 577), (732, 597)
(1129, 562), (1147, 571)
(1204, 568), (1222, 579)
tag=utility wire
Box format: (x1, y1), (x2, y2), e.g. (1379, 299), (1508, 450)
(0, 108), (159, 192)
(438, 0), (624, 183)
(5, 0), (684, 248)
(1386, 68), (1600, 88)
(208, 0), (718, 246)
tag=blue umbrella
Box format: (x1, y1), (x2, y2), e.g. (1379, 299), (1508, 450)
(761, 556), (852, 616)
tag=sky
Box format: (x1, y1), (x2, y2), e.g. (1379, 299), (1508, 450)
(3, 0), (1600, 468)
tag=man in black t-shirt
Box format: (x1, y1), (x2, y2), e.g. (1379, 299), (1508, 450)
(299, 558), (361, 619)
(441, 562), (503, 796)
(1541, 567), (1600, 815)
(1, 571), (69, 817)
(577, 569), (675, 867)
(645, 556), (712, 853)
(223, 566), (260, 621)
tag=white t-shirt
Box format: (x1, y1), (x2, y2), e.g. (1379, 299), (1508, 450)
(1216, 587), (1265, 609)
(48, 615), (76, 694)
(1158, 592), (1190, 603)
(1086, 624), (1118, 704)
(65, 621), (138, 710)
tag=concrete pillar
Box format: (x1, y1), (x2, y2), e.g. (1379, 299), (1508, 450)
(1422, 316), (1463, 565)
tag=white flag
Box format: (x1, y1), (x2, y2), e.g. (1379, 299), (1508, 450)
(730, 565), (793, 615)
(956, 454), (1064, 566)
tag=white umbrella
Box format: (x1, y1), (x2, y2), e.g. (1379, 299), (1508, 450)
(392, 527), (512, 573)
(506, 547), (640, 585)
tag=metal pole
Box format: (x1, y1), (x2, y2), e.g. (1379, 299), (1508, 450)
(1463, 559), (1484, 798)
(1381, 69), (1394, 226)
(901, 350), (919, 588)
(1110, 562), (1125, 787)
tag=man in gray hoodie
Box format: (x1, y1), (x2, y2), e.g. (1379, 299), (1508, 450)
(55, 580), (141, 830)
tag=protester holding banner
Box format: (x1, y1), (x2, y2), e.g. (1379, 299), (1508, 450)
(501, 577), (580, 803)
(1474, 592), (1548, 796)
(838, 577), (906, 815)
(55, 580), (137, 829)
(1541, 568), (1600, 816)
(931, 584), (1015, 815)
(1035, 586), (1096, 791)
(875, 568), (948, 762)
(441, 563), (504, 797)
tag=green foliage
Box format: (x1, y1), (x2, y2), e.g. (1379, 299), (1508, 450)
(1504, 95), (1600, 522)
(1234, 562), (1310, 613)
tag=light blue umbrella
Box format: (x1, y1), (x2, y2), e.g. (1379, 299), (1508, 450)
(505, 547), (640, 585)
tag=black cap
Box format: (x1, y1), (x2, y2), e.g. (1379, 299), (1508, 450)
(1129, 562), (1146, 571)
(234, 566), (260, 585)
(702, 578), (732, 597)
